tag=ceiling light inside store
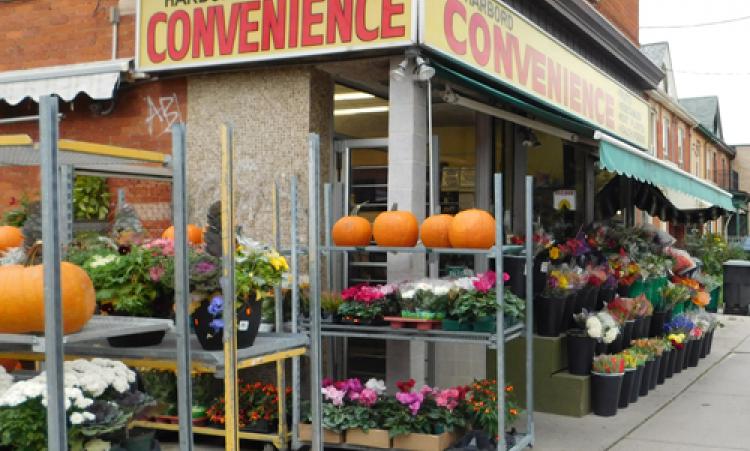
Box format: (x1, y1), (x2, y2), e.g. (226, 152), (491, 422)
(334, 106), (389, 116)
(334, 92), (375, 101)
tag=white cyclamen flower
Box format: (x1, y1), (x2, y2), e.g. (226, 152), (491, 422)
(401, 289), (416, 299)
(82, 412), (96, 422)
(453, 277), (478, 291)
(432, 285), (451, 296)
(365, 378), (386, 395)
(69, 412), (85, 425)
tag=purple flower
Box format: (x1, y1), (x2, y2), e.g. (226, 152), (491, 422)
(208, 296), (223, 316)
(195, 260), (217, 274)
(396, 391), (424, 415)
(345, 378), (363, 394)
(209, 318), (224, 332)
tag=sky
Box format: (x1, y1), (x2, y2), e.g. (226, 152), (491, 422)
(640, 0), (750, 144)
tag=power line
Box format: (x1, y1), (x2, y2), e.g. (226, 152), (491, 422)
(641, 14), (750, 29)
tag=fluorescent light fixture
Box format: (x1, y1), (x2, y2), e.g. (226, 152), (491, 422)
(334, 92), (375, 101)
(334, 106), (389, 116)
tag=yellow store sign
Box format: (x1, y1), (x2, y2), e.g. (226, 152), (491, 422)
(137, 0), (415, 72)
(420, 0), (650, 148)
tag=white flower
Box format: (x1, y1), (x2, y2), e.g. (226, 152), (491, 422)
(401, 289), (416, 299)
(432, 285), (451, 296)
(89, 254), (117, 268)
(82, 412), (96, 422)
(585, 317), (603, 338)
(70, 412), (85, 425)
(603, 328), (619, 344)
(365, 378), (386, 395)
(453, 277), (478, 291)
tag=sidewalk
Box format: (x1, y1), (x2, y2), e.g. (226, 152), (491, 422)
(532, 314), (750, 451)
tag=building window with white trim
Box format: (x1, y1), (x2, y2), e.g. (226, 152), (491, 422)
(677, 127), (684, 168)
(692, 141), (700, 175)
(706, 150), (712, 181)
(662, 117), (670, 160)
(650, 110), (658, 155)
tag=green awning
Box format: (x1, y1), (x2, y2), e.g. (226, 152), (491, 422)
(597, 131), (735, 211)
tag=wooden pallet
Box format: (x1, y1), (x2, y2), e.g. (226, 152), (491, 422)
(383, 317), (442, 331)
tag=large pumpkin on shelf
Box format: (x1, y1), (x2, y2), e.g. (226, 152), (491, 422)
(0, 262), (95, 334)
(332, 205), (372, 246)
(449, 209), (496, 249)
(373, 205), (419, 247)
(0, 226), (24, 252)
(162, 224), (204, 245)
(420, 214), (454, 248)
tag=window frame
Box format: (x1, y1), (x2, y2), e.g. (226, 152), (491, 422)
(662, 116), (670, 160)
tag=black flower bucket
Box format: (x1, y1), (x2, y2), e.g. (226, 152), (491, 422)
(700, 334), (709, 358)
(618, 369), (636, 409)
(642, 316), (653, 338)
(688, 339), (702, 367)
(666, 349), (676, 379)
(566, 331), (596, 376)
(534, 294), (567, 337)
(591, 372), (624, 417)
(629, 366), (644, 403)
(648, 355), (660, 390)
(673, 346), (686, 374)
(192, 297), (262, 351)
(650, 311), (669, 338)
(597, 288), (616, 311)
(639, 360), (654, 397)
(561, 292), (579, 332)
(683, 341), (693, 370)
(657, 350), (670, 384)
(622, 321), (635, 349)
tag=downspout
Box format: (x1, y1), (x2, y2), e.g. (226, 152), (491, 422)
(110, 6), (120, 60)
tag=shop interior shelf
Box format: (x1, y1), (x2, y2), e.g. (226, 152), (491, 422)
(301, 321), (524, 346)
(0, 315), (174, 352)
(324, 245), (524, 256)
(129, 420), (292, 444)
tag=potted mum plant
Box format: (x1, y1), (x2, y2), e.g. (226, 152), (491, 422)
(465, 379), (520, 446)
(590, 354), (625, 417)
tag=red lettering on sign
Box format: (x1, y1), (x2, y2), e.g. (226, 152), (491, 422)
(238, 1), (260, 53)
(167, 11), (191, 61)
(569, 72), (581, 113)
(381, 0), (405, 39)
(529, 46), (545, 96)
(493, 27), (519, 80)
(327, 0), (352, 44)
(595, 87), (606, 123)
(581, 78), (594, 120)
(262, 0), (286, 50)
(444, 0), (466, 55)
(302, 0), (324, 46)
(217, 5), (240, 55)
(147, 12), (167, 63)
(469, 13), (490, 66)
(355, 0), (378, 41)
(289, 0), (299, 48)
(547, 57), (561, 102)
(193, 8), (216, 57)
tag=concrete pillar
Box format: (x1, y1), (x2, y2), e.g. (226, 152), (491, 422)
(385, 56), (428, 386)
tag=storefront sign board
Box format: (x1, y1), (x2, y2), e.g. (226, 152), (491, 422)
(137, 0), (416, 72)
(420, 0), (650, 149)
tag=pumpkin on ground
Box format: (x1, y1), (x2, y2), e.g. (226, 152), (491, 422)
(373, 206), (419, 247)
(449, 209), (496, 249)
(0, 226), (24, 253)
(0, 262), (96, 334)
(420, 214), (454, 248)
(332, 204), (372, 246)
(162, 224), (205, 245)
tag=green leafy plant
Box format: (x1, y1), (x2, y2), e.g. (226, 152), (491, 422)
(465, 379), (520, 440)
(321, 292), (343, 315)
(1, 195), (32, 227)
(139, 370), (223, 416)
(73, 176), (111, 221)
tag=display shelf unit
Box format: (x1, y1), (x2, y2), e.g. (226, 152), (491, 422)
(304, 134), (536, 451)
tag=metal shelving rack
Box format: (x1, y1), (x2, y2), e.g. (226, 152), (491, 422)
(305, 133), (535, 451)
(0, 106), (309, 451)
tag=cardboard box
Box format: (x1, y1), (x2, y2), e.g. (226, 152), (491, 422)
(297, 423), (343, 444)
(345, 428), (391, 448)
(392, 432), (456, 451)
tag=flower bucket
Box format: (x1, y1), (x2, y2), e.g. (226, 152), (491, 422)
(534, 295), (566, 337)
(573, 286), (593, 321)
(650, 311), (669, 338)
(622, 320), (635, 349)
(608, 331), (624, 354)
(298, 423), (343, 444)
(666, 348), (676, 378)
(192, 298), (261, 351)
(597, 288), (616, 311)
(638, 360), (654, 396)
(657, 350), (670, 384)
(618, 368), (636, 409)
(629, 365), (644, 403)
(442, 319), (472, 331)
(566, 331), (596, 376)
(700, 333), (709, 358)
(707, 329), (715, 355)
(392, 431), (457, 451)
(591, 372), (624, 417)
(707, 287), (721, 313)
(595, 340), (608, 356)
(628, 279), (645, 298)
(642, 316), (652, 338)
(683, 341), (693, 370)
(688, 339), (702, 367)
(673, 346), (686, 374)
(648, 356), (660, 390)
(345, 428), (391, 449)
(561, 291), (578, 332)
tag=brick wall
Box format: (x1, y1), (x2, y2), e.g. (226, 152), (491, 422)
(593, 0), (640, 45)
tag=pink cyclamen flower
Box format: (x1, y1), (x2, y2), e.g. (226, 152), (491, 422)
(322, 378), (334, 388)
(436, 388), (460, 411)
(345, 378), (363, 394)
(358, 388), (378, 407)
(396, 391), (424, 416)
(149, 266), (165, 282)
(321, 386), (346, 406)
(473, 271), (497, 293)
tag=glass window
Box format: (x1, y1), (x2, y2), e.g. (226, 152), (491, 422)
(677, 127), (684, 167)
(650, 110), (658, 155)
(706, 150), (712, 180)
(662, 117), (670, 159)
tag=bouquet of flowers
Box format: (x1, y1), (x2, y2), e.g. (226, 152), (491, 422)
(632, 294), (654, 319)
(639, 254), (673, 280)
(543, 266), (579, 298)
(591, 354), (625, 374)
(608, 253), (640, 288)
(573, 310), (619, 344)
(660, 282), (692, 311)
(606, 297), (635, 323)
(664, 314), (694, 346)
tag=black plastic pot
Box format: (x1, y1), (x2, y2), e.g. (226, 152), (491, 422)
(622, 321), (635, 349)
(561, 292), (579, 332)
(648, 356), (660, 389)
(683, 341), (693, 370)
(192, 298), (262, 351)
(595, 340), (608, 356)
(617, 284), (630, 297)
(688, 339), (702, 367)
(642, 316), (653, 338)
(608, 331), (624, 354)
(597, 288), (616, 311)
(591, 372), (624, 417)
(639, 360), (654, 396)
(629, 366), (644, 403)
(699, 334), (709, 358)
(107, 330), (167, 348)
(650, 311), (669, 337)
(707, 329), (715, 355)
(632, 317), (644, 340)
(674, 346), (686, 374)
(657, 350), (670, 384)
(534, 294), (567, 337)
(566, 331), (596, 376)
(666, 348), (676, 378)
(618, 369), (636, 409)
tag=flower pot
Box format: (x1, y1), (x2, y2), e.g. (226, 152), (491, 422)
(123, 430), (156, 451)
(657, 350), (670, 385)
(648, 356), (660, 390)
(622, 320), (635, 349)
(673, 346), (685, 374)
(345, 428), (391, 449)
(688, 339), (702, 367)
(618, 368), (636, 409)
(632, 317), (643, 340)
(442, 319), (472, 331)
(650, 311), (669, 338)
(629, 366), (644, 403)
(192, 298), (262, 351)
(666, 348), (676, 379)
(595, 340), (608, 356)
(561, 291), (578, 332)
(608, 331), (624, 354)
(642, 316), (652, 338)
(107, 330), (167, 348)
(392, 431), (457, 451)
(597, 288), (616, 311)
(699, 335), (708, 358)
(639, 360), (654, 396)
(243, 419), (271, 433)
(591, 372), (624, 417)
(534, 295), (566, 337)
(683, 341), (693, 370)
(473, 316), (497, 333)
(298, 423), (343, 444)
(566, 331), (596, 376)
(707, 329), (715, 355)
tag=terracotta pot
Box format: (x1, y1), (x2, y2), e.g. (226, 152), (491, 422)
(345, 428), (391, 449)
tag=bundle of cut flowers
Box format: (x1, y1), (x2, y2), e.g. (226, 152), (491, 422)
(630, 338), (663, 359)
(318, 378), (388, 433)
(664, 314), (694, 349)
(606, 297), (635, 323)
(632, 294), (654, 318)
(464, 379), (520, 442)
(574, 310), (619, 343)
(544, 265), (583, 297)
(0, 359), (154, 450)
(591, 354), (625, 374)
(584, 266), (609, 287)
(660, 282), (692, 311)
(608, 253), (640, 287)
(618, 349), (638, 370)
(338, 283), (397, 322)
(208, 381), (292, 428)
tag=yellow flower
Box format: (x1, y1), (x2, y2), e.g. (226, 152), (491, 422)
(268, 253), (289, 271)
(559, 277), (569, 289)
(549, 246), (560, 260)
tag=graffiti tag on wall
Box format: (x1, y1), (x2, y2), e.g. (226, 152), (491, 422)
(145, 94), (182, 136)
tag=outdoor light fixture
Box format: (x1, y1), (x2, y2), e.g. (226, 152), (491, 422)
(390, 57), (409, 81)
(390, 52), (435, 82)
(521, 127), (541, 148)
(414, 56), (436, 81)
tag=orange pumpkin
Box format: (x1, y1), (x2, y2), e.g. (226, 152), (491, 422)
(0, 226), (24, 252)
(373, 205), (419, 247)
(449, 209), (496, 249)
(332, 205), (372, 246)
(420, 214), (454, 248)
(0, 262), (96, 334)
(162, 224), (205, 245)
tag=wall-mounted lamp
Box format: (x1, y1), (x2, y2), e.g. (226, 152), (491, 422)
(390, 51), (435, 82)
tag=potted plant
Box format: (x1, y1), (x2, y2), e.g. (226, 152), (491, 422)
(665, 314), (693, 373)
(337, 283), (396, 325)
(617, 350), (638, 409)
(465, 379), (520, 445)
(628, 352), (648, 404)
(138, 370), (219, 425)
(321, 292), (343, 323)
(335, 378), (391, 448)
(535, 268), (573, 337)
(450, 272), (525, 332)
(590, 354), (625, 417)
(207, 381), (291, 433)
(568, 310), (619, 374)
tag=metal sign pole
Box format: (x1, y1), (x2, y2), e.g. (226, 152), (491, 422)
(290, 175), (301, 450)
(494, 173), (506, 451)
(220, 124), (240, 451)
(525, 176), (535, 446)
(40, 95), (66, 451)
(172, 123), (194, 450)
(308, 134), (323, 451)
